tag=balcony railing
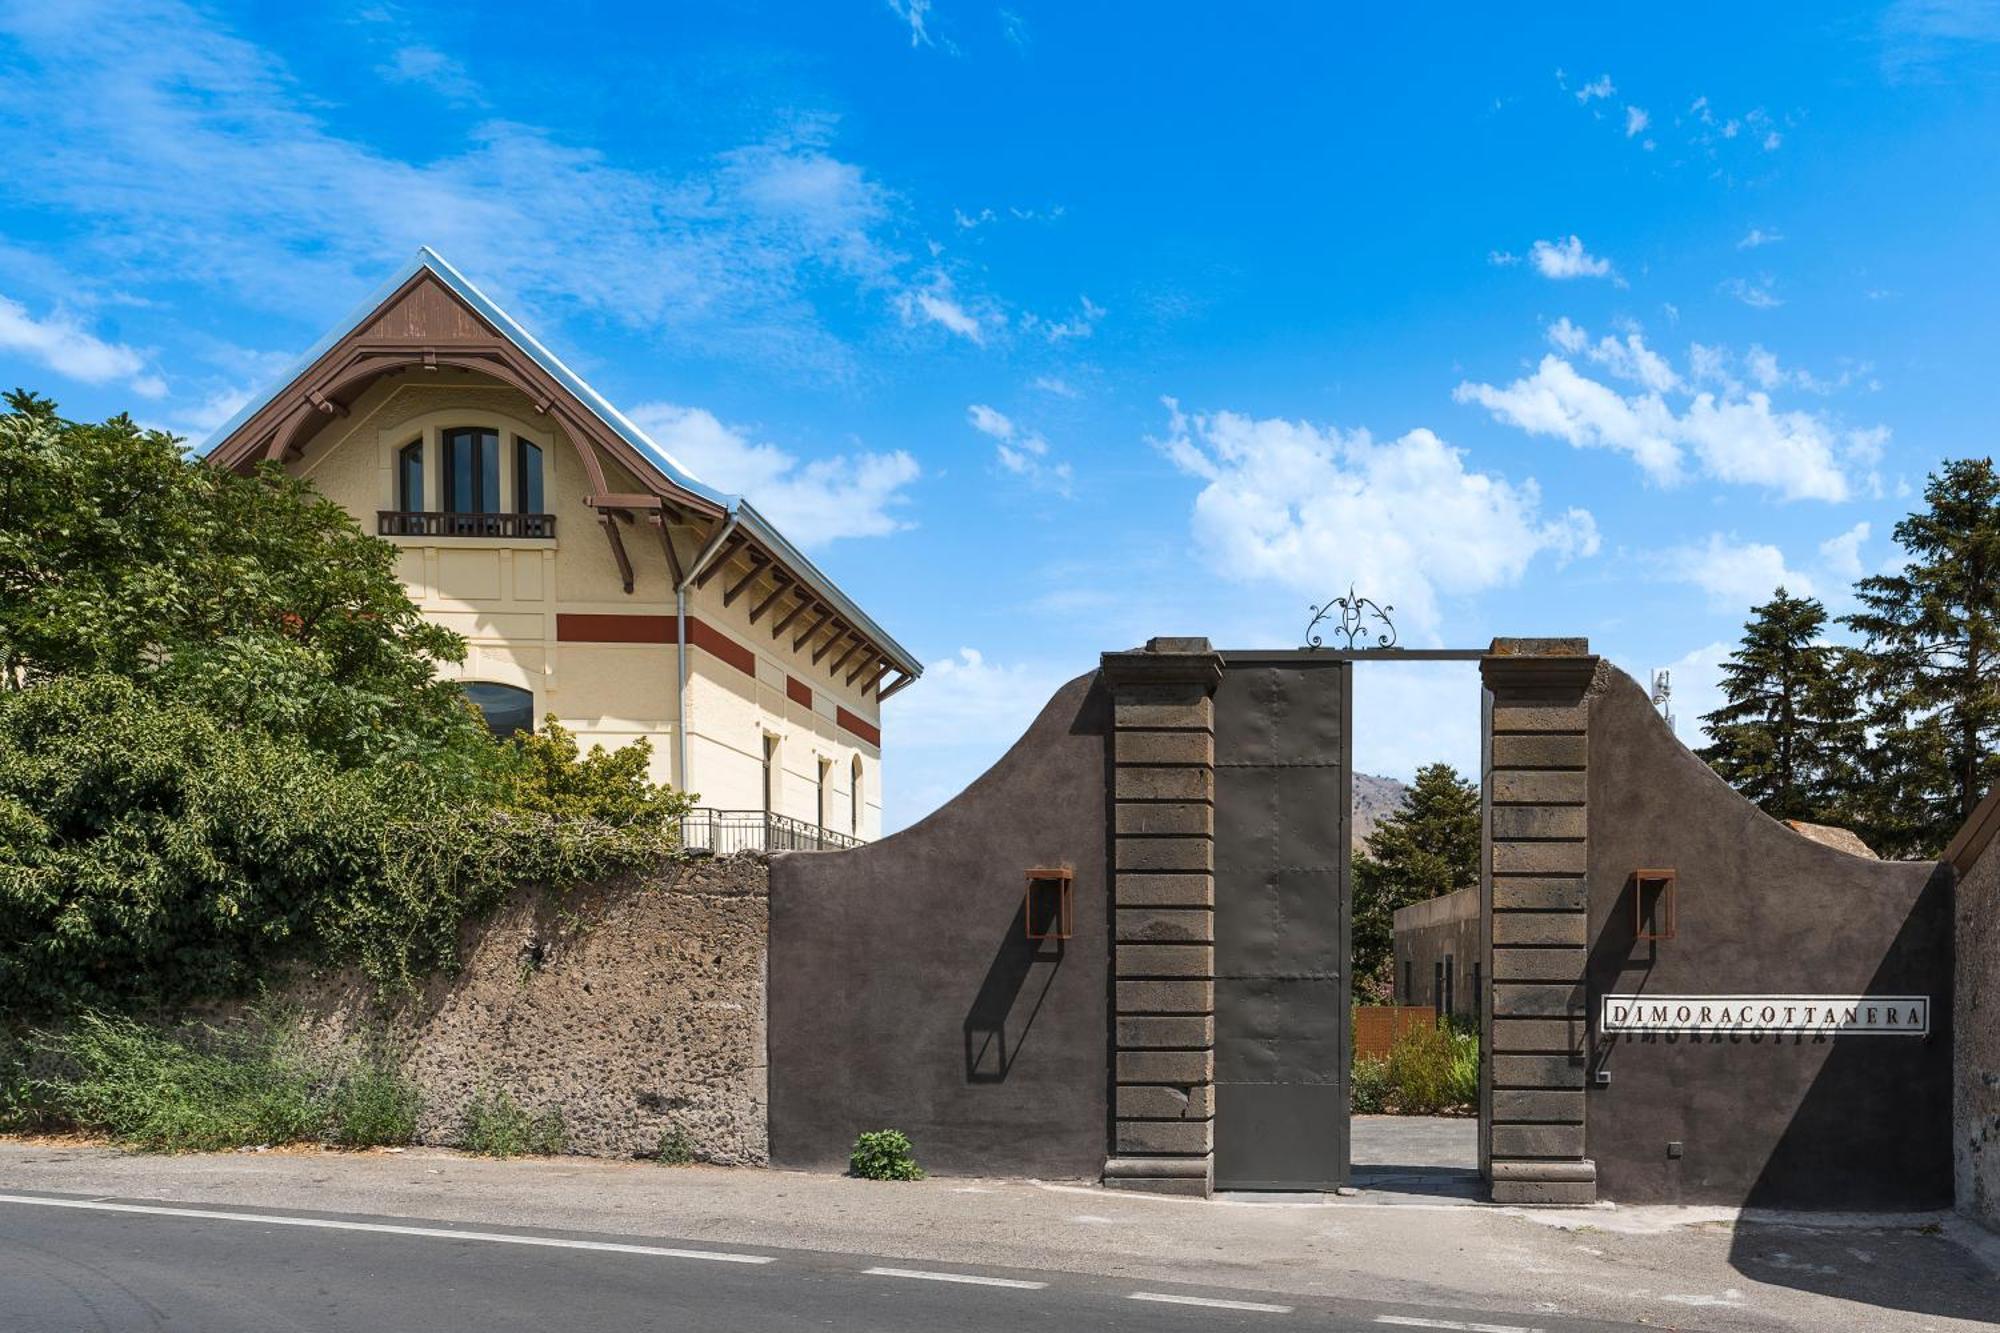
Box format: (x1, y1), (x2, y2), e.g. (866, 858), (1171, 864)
(680, 808), (866, 854)
(378, 511), (557, 539)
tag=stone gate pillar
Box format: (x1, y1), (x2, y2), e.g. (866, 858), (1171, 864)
(1481, 638), (1600, 1205)
(1099, 637), (1223, 1196)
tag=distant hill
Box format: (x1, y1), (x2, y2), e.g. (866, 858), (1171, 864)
(1352, 772), (1409, 852)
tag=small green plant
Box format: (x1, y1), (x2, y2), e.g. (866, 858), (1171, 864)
(1350, 1055), (1391, 1113)
(458, 1087), (566, 1157)
(1444, 1029), (1480, 1108)
(653, 1123), (694, 1165)
(849, 1129), (924, 1181)
(326, 1057), (422, 1148)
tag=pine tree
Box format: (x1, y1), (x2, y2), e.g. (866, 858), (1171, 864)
(1698, 587), (1861, 823)
(1843, 458), (2000, 857)
(1351, 763), (1480, 1000)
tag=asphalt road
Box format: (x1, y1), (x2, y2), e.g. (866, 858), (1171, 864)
(0, 1190), (1649, 1333)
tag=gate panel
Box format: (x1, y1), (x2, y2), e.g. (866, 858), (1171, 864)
(1213, 661), (1351, 1190)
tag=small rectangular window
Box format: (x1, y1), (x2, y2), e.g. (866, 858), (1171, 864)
(397, 440), (423, 511)
(515, 438), (544, 514)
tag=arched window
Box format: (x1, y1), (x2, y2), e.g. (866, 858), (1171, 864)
(761, 733), (780, 815)
(397, 439), (424, 511)
(463, 682), (534, 739)
(442, 426), (501, 514)
(816, 757), (831, 830)
(850, 755), (864, 834)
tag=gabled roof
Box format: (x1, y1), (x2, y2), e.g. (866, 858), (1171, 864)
(202, 248), (921, 686)
(203, 248), (727, 507)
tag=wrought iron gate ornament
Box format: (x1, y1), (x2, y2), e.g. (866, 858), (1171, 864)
(1304, 586), (1397, 650)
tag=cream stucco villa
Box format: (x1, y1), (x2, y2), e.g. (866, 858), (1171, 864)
(204, 249), (920, 847)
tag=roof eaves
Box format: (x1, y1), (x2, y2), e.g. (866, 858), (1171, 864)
(733, 501), (923, 680)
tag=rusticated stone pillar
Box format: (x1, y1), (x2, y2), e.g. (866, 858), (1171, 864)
(1099, 637), (1223, 1196)
(1481, 637), (1600, 1205)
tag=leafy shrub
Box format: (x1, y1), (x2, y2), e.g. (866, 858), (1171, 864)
(849, 1129), (923, 1181)
(459, 1088), (566, 1158)
(1383, 1021), (1479, 1114)
(499, 721), (694, 832)
(326, 1057), (422, 1148)
(1351, 1055), (1391, 1113)
(0, 676), (682, 1012)
(653, 1123), (694, 1165)
(18, 1014), (327, 1152)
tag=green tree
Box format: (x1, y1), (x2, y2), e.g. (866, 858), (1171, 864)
(1843, 458), (2000, 857)
(0, 394), (688, 1011)
(1698, 587), (1861, 823)
(1352, 763), (1480, 1000)
(0, 391), (486, 777)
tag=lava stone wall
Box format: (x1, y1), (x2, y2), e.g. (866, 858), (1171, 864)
(276, 854), (771, 1163)
(1585, 668), (1954, 1207)
(1950, 798), (2000, 1229)
(766, 672), (1112, 1178)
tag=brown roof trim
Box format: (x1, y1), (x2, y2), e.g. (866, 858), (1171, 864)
(1945, 785), (2000, 876)
(205, 269), (722, 520)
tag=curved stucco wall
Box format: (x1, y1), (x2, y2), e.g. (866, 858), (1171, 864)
(766, 671), (1111, 1177)
(1585, 665), (1953, 1207)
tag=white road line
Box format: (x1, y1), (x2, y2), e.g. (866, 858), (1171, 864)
(1130, 1291), (1294, 1313)
(861, 1266), (1047, 1289)
(0, 1193), (774, 1265)
(1374, 1316), (1545, 1333)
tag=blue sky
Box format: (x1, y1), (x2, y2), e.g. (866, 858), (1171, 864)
(4, 1), (1999, 828)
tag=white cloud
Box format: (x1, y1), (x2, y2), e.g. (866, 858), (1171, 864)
(1668, 533), (1815, 609)
(1529, 235), (1615, 281)
(1721, 276), (1783, 309)
(1487, 249), (1522, 267)
(374, 43), (483, 107)
(1738, 227), (1784, 249)
(896, 274), (986, 344)
(0, 0), (981, 378)
(1459, 320), (1867, 502)
(885, 0), (933, 48)
(0, 292), (157, 392)
(1819, 521), (1871, 579)
(1554, 322), (1681, 393)
(966, 402), (1072, 495)
(1625, 105), (1651, 137)
(1575, 74), (1616, 103)
(1156, 401), (1598, 631)
(1881, 0), (2000, 80)
(1457, 354), (1684, 484)
(1023, 295), (1102, 343)
(627, 402), (918, 547)
(1031, 374), (1079, 398)
(882, 647), (1073, 831)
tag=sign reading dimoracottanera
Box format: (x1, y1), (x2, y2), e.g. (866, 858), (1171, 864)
(1601, 995), (1931, 1036)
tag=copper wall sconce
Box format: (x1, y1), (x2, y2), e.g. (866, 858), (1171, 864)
(1025, 867), (1074, 941)
(1633, 868), (1677, 941)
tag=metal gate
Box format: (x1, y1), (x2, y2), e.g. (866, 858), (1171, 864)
(1213, 659), (1351, 1190)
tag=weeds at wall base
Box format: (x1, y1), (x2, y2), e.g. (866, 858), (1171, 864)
(0, 1013), (424, 1153)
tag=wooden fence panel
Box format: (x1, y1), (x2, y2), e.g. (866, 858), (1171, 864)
(1353, 1005), (1436, 1059)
